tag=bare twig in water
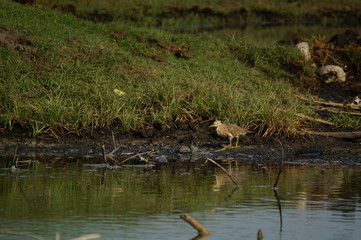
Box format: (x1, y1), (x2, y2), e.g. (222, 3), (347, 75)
(101, 145), (107, 166)
(273, 139), (284, 189)
(72, 233), (101, 240)
(107, 145), (122, 158)
(119, 151), (153, 165)
(273, 190), (283, 232)
(226, 186), (240, 200)
(10, 147), (19, 170)
(205, 158), (239, 187)
(103, 132), (122, 158)
(257, 229), (263, 240)
(180, 215), (210, 236)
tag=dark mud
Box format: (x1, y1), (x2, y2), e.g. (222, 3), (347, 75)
(1, 121), (360, 166)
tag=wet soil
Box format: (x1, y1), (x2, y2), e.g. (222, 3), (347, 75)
(1, 121), (360, 165)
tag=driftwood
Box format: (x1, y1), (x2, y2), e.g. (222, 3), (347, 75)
(72, 233), (101, 240)
(180, 215), (210, 236)
(305, 130), (361, 139)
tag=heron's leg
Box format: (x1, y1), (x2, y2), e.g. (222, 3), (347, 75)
(214, 147), (228, 152)
(214, 138), (232, 152)
(229, 137), (240, 149)
(226, 137), (233, 147)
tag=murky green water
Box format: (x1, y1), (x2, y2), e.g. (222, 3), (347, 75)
(0, 159), (360, 240)
(171, 24), (361, 47)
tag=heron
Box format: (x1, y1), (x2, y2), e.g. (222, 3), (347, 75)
(209, 120), (247, 152)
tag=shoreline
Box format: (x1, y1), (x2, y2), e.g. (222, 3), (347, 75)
(1, 123), (360, 165)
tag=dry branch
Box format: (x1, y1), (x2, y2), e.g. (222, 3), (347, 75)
(72, 233), (101, 240)
(205, 158), (239, 187)
(295, 113), (335, 126)
(119, 151), (153, 165)
(296, 94), (360, 110)
(313, 106), (361, 116)
(180, 215), (210, 236)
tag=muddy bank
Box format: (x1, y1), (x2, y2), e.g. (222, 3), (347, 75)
(1, 122), (360, 165)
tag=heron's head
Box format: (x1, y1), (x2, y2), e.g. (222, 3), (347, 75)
(209, 120), (222, 128)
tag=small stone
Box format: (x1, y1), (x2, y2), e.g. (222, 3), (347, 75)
(179, 146), (191, 153)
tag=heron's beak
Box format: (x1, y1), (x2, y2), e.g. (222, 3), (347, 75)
(209, 124), (216, 128)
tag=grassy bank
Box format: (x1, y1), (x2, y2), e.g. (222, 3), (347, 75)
(0, 1), (359, 137)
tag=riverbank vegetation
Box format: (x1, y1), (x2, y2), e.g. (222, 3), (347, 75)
(0, 0), (360, 137)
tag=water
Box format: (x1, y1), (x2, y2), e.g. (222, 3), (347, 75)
(0, 160), (360, 240)
(166, 23), (361, 47)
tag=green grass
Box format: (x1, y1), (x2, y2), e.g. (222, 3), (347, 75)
(0, 1), (359, 137)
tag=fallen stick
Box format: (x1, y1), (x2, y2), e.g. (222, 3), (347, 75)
(313, 106), (361, 116)
(72, 233), (101, 240)
(205, 158), (239, 187)
(180, 215), (210, 236)
(295, 113), (335, 126)
(296, 94), (360, 110)
(305, 130), (361, 139)
(119, 151), (153, 165)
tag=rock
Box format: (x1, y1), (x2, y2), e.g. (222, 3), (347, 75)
(318, 65), (346, 83)
(113, 89), (126, 96)
(190, 145), (199, 152)
(295, 42), (311, 61)
(179, 146), (191, 153)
